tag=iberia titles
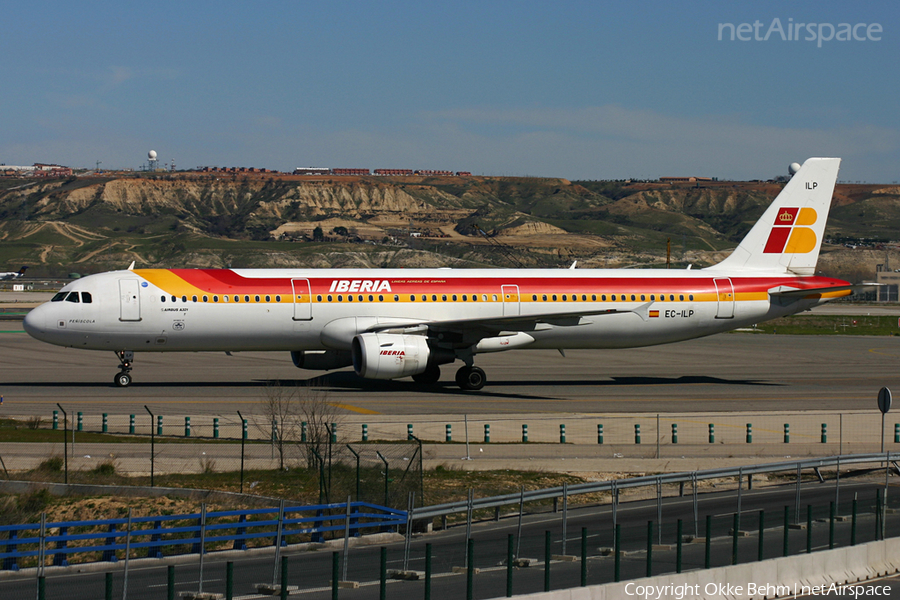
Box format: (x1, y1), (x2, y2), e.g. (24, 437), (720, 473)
(328, 280), (392, 292)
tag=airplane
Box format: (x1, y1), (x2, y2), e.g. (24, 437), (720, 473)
(0, 266), (28, 280)
(23, 157), (856, 390)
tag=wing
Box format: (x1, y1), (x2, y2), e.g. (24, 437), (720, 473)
(362, 303), (653, 346)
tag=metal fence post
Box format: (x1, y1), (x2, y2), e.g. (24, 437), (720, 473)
(167, 565), (175, 600)
(851, 495), (857, 546)
(362, 423), (368, 442)
(784, 423), (790, 443)
(708, 423), (714, 444)
(597, 423), (603, 444)
(105, 572), (113, 600)
(821, 423), (827, 444)
(445, 423), (451, 442)
(53, 410), (58, 430)
(783, 506), (790, 556)
(758, 510), (765, 562)
(484, 423), (490, 443)
(407, 423), (413, 440)
(672, 423), (678, 444)
(732, 513), (739, 565)
(425, 542), (433, 600)
(468, 538), (476, 600)
(129, 414), (135, 434)
(705, 514), (711, 569)
(646, 520), (653, 577)
(77, 411), (83, 432)
(676, 519), (683, 573)
(522, 424), (528, 443)
(213, 418), (219, 439)
(157, 415), (162, 436)
(580, 527), (587, 586)
(634, 424), (641, 444)
(184, 416), (191, 437)
(559, 424), (565, 444)
(614, 524), (621, 582)
(506, 534), (513, 597)
(544, 531), (551, 592)
(226, 561), (234, 600)
(746, 423), (752, 444)
(102, 413), (108, 433)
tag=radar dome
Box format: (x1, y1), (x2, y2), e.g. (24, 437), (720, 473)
(148, 150), (158, 160)
(788, 162), (801, 176)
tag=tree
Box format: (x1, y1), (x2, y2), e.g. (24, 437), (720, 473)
(332, 226), (349, 236)
(312, 226), (324, 241)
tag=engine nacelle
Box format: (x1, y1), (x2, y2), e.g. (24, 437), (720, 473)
(351, 333), (431, 380)
(290, 350), (353, 371)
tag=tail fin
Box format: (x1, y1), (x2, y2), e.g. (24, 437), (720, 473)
(706, 157), (841, 276)
(17, 266), (28, 275)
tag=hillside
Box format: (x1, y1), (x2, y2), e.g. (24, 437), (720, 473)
(0, 173), (898, 281)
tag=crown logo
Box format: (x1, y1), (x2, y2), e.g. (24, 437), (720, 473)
(778, 212), (793, 222)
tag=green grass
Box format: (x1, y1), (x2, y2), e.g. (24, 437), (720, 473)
(0, 418), (249, 444)
(736, 314), (900, 336)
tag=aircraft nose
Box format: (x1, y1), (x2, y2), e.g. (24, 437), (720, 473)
(23, 304), (47, 339)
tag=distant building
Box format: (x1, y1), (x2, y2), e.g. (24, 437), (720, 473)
(659, 176), (714, 183)
(875, 264), (900, 302)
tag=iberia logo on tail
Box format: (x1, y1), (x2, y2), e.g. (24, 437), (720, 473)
(763, 207), (818, 254)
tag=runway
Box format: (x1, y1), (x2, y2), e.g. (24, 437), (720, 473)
(2, 320), (899, 417)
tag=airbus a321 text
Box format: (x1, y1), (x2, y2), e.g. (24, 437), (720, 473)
(24, 158), (856, 390)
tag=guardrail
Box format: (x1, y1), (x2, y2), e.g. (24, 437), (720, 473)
(0, 500), (405, 571)
(412, 452), (900, 521)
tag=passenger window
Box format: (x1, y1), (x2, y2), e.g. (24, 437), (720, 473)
(244, 295), (250, 303)
(369, 295), (374, 302)
(394, 295), (399, 302)
(51, 292), (67, 302)
(679, 294), (684, 301)
(640, 295), (645, 301)
(378, 295), (383, 302)
(552, 295), (557, 301)
(689, 294), (694, 301)
(472, 294), (478, 302)
(263, 295), (269, 302)
(276, 295), (281, 302)
(592, 294), (596, 301)
(203, 295), (208, 302)
(223, 295), (229, 302)
(357, 295), (363, 302)
(193, 296), (198, 302)
(65, 291), (80, 303)
(213, 296), (218, 303)
(562, 295), (567, 301)
(582, 295), (587, 301)
(669, 295), (674, 301)
(171, 296), (177, 303)
(532, 294), (537, 301)
(442, 294), (447, 301)
(542, 294), (547, 301)
(182, 296), (188, 303)
(631, 294), (636, 301)
(161, 295), (166, 302)
(492, 294), (498, 301)
(602, 295), (607, 301)
(316, 295), (322, 302)
(327, 295), (332, 302)
(452, 295), (457, 301)
(234, 295), (240, 302)
(650, 295), (655, 301)
(463, 295), (468, 301)
(347, 295), (353, 302)
(337, 295), (343, 302)
(432, 295), (438, 302)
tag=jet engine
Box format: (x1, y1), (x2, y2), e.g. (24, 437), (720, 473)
(290, 349), (353, 371)
(351, 333), (432, 380)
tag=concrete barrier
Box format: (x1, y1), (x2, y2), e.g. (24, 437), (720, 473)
(505, 537), (900, 600)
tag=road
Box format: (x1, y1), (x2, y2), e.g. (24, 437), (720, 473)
(1, 477), (897, 599)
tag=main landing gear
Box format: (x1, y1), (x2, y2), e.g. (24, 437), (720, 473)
(410, 363), (487, 390)
(455, 365), (486, 391)
(114, 350), (134, 387)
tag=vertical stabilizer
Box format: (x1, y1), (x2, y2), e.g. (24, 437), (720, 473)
(706, 157), (840, 276)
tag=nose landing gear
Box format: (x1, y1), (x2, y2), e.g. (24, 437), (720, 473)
(114, 350), (134, 387)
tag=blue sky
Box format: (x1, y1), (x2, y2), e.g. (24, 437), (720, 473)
(2, 1), (898, 181)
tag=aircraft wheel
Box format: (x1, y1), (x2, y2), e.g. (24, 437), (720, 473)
(455, 366), (486, 391)
(114, 372), (132, 387)
(412, 364), (441, 384)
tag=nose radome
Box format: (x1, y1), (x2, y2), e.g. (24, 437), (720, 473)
(23, 304), (47, 338)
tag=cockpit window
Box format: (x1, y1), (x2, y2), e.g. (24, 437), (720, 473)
(51, 292), (67, 302)
(81, 292), (92, 304)
(65, 292), (80, 303)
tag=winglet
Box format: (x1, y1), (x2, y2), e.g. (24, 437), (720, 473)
(127, 261), (135, 271)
